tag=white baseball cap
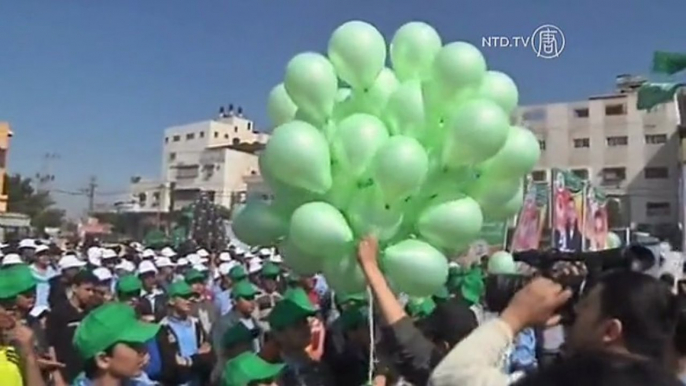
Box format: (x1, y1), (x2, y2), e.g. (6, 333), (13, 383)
(101, 249), (117, 260)
(155, 257), (175, 268)
(176, 258), (189, 267)
(35, 245), (50, 254)
(218, 252), (232, 262)
(2, 254), (22, 266)
(93, 267), (113, 282)
(18, 239), (36, 249)
(269, 254), (283, 264)
(114, 260), (136, 273)
(130, 242), (143, 252)
(87, 247), (103, 267)
(196, 249), (210, 258)
(160, 247), (176, 258)
(138, 260), (158, 275)
(258, 248), (271, 256)
(248, 258), (263, 274)
(142, 249), (156, 259)
(187, 253), (208, 266)
(58, 255), (86, 270)
(192, 264), (208, 273)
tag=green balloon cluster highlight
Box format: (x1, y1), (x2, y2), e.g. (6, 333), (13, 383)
(234, 20), (540, 297)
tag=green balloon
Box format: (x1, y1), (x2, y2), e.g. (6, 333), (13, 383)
(478, 71), (519, 114)
(294, 108), (324, 128)
(487, 251), (516, 274)
(353, 68), (399, 116)
(606, 232), (622, 249)
(481, 181), (524, 221)
(263, 121), (332, 194)
(323, 168), (356, 209)
(372, 136), (429, 204)
(384, 239), (448, 296)
(417, 197), (483, 249)
(232, 200), (288, 247)
(432, 42), (487, 92)
(479, 126), (541, 179)
(383, 80), (425, 138)
(322, 253), (367, 295)
(289, 201), (354, 258)
(331, 113), (389, 178)
(328, 21), (387, 90)
(267, 83), (297, 127)
(285, 53), (338, 124)
(332, 88), (359, 122)
(443, 99), (510, 167)
(258, 154), (319, 217)
(466, 174), (522, 209)
(279, 238), (322, 275)
(346, 186), (403, 242)
(390, 22), (443, 82)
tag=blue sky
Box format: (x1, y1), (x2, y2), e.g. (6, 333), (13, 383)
(0, 0), (684, 216)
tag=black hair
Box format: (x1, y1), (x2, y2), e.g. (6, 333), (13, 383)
(674, 298), (686, 356)
(515, 351), (681, 386)
(72, 270), (100, 287)
(595, 271), (679, 363)
(660, 273), (676, 288)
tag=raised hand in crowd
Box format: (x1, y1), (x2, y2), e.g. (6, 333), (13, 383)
(501, 278), (573, 334)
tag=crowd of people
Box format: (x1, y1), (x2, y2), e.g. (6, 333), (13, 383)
(0, 236), (685, 386)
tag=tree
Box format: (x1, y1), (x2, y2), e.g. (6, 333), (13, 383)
(7, 174), (65, 231)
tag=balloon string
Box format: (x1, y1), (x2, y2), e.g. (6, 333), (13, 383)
(367, 285), (375, 385)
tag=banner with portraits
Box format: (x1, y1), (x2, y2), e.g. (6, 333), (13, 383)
(583, 185), (609, 251)
(511, 180), (549, 252)
(551, 168), (585, 252)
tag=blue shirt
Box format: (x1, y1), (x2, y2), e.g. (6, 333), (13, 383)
(71, 373), (152, 385)
(30, 264), (56, 309)
(509, 328), (538, 372)
(213, 286), (232, 316)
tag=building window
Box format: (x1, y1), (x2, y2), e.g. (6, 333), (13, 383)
(186, 133), (195, 140)
(645, 134), (667, 144)
(531, 170), (547, 182)
(176, 165), (199, 179)
(605, 104), (626, 116)
(573, 108), (589, 118)
(248, 122), (252, 131)
(250, 170), (257, 175)
(152, 192), (160, 208)
(169, 152), (176, 162)
(199, 131), (204, 138)
(606, 136), (628, 147)
(234, 126), (239, 133)
(173, 135), (180, 142)
(165, 137), (169, 144)
(538, 140), (546, 150)
(225, 134), (229, 139)
(214, 132), (219, 138)
(573, 138), (590, 148)
(646, 202), (670, 217)
(600, 167), (626, 184)
(644, 167), (669, 179)
(571, 168), (589, 180)
(522, 108), (546, 121)
(138, 193), (147, 207)
(232, 138), (241, 146)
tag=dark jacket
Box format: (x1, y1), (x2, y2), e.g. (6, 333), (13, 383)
(47, 276), (68, 309)
(280, 356), (335, 386)
(155, 316), (215, 385)
(137, 290), (168, 322)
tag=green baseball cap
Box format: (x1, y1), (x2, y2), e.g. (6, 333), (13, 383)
(405, 297), (436, 318)
(268, 287), (317, 331)
(116, 275), (142, 296)
(222, 352), (284, 386)
(339, 305), (368, 331)
(73, 303), (159, 359)
(184, 269), (205, 284)
(260, 262), (280, 278)
(4, 264), (37, 297)
(336, 292), (367, 307)
(231, 280), (258, 300)
(222, 322), (258, 348)
(229, 266), (247, 281)
(168, 280), (193, 298)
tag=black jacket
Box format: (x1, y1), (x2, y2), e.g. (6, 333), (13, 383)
(155, 316), (215, 385)
(137, 291), (169, 322)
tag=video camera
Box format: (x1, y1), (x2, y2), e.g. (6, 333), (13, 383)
(484, 245), (658, 315)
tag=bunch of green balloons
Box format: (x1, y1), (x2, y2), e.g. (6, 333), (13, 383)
(233, 20), (540, 297)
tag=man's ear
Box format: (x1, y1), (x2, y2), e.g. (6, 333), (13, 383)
(601, 318), (623, 345)
(94, 352), (111, 372)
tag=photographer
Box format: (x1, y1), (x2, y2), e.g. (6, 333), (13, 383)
(429, 270), (679, 386)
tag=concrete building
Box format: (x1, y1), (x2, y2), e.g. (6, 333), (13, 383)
(130, 106), (268, 212)
(519, 75), (683, 236)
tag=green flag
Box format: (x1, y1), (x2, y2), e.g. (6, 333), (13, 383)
(636, 82), (682, 111)
(652, 51), (686, 75)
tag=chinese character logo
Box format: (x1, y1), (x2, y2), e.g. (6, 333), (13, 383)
(531, 24), (565, 59)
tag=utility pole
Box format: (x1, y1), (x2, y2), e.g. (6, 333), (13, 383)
(86, 176), (97, 214)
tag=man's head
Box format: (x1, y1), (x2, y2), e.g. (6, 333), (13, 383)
(138, 261), (158, 292)
(268, 288), (316, 351)
(167, 281), (194, 316)
(232, 280), (258, 316)
(75, 303), (159, 380)
(222, 322), (259, 360)
(222, 352), (284, 386)
(567, 271), (679, 363)
(116, 275), (142, 308)
(566, 196), (577, 225)
(339, 306), (369, 348)
(34, 245), (51, 267)
(260, 263), (281, 294)
(0, 264), (37, 317)
(71, 270), (100, 308)
(184, 269), (207, 295)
